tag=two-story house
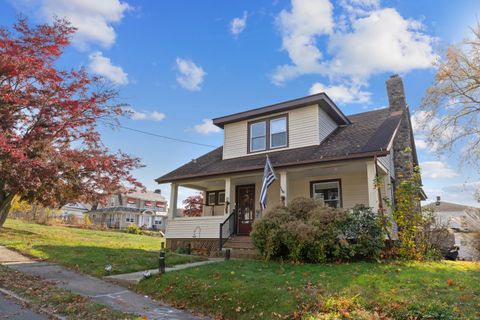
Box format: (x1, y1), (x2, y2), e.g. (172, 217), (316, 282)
(156, 75), (425, 253)
(88, 189), (168, 231)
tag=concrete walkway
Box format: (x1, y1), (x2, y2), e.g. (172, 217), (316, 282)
(0, 291), (48, 320)
(0, 246), (208, 319)
(105, 259), (223, 283)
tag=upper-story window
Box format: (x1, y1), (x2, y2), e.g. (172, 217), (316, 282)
(249, 115), (288, 153)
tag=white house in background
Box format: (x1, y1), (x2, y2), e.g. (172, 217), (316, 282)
(88, 189), (168, 232)
(155, 75), (425, 255)
(425, 201), (480, 260)
(60, 203), (91, 222)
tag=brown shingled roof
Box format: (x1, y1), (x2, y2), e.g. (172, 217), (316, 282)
(156, 108), (402, 183)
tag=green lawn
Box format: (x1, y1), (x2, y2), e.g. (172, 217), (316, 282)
(0, 219), (205, 276)
(136, 260), (480, 320)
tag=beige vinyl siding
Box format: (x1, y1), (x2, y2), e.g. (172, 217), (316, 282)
(288, 171), (369, 209)
(165, 216), (226, 239)
(318, 106), (337, 142)
(222, 104), (321, 160)
(223, 121), (248, 159)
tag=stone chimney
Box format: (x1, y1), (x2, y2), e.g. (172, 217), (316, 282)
(386, 74), (407, 114)
(386, 74), (415, 183)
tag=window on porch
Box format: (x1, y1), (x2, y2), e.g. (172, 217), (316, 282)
(310, 180), (341, 208)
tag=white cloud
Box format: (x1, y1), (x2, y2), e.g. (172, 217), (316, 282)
(193, 119), (221, 135)
(327, 8), (437, 79)
(88, 51), (128, 85)
(12, 0), (131, 49)
(309, 82), (370, 104)
(175, 58), (206, 91)
(415, 138), (428, 150)
(230, 11), (248, 36)
(273, 0), (437, 93)
(421, 161), (459, 179)
(273, 0), (333, 85)
(123, 107), (165, 122)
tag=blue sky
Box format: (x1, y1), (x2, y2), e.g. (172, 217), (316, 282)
(1, 0), (480, 206)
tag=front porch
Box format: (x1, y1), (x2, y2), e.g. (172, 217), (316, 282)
(165, 158), (393, 252)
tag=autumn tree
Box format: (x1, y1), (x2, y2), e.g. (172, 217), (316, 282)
(0, 18), (142, 227)
(182, 194), (203, 217)
(419, 23), (480, 181)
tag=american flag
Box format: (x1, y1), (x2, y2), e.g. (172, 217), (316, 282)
(259, 155), (276, 210)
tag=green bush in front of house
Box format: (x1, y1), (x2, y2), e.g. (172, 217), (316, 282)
(251, 198), (384, 262)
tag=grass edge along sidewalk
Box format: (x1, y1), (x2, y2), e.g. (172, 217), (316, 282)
(0, 265), (141, 320)
(136, 259), (480, 320)
(0, 219), (206, 277)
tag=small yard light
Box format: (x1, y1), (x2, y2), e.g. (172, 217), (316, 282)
(105, 264), (112, 275)
(143, 270), (152, 279)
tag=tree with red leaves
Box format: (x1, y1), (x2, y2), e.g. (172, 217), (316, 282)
(182, 194), (204, 217)
(0, 18), (142, 227)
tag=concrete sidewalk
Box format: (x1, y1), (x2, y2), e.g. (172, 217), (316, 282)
(105, 259), (223, 283)
(0, 291), (48, 320)
(0, 246), (208, 319)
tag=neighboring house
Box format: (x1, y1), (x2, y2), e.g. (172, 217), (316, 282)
(156, 75), (425, 253)
(88, 189), (168, 232)
(424, 201), (480, 260)
(60, 203), (91, 223)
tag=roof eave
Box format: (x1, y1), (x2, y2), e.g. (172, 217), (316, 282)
(155, 149), (388, 184)
(212, 93), (351, 128)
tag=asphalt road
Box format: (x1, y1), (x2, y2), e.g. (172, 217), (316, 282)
(0, 291), (47, 320)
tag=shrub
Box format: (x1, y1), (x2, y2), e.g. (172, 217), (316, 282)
(251, 198), (384, 262)
(126, 224), (143, 235)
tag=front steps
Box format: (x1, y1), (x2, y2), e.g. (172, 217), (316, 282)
(222, 235), (260, 259)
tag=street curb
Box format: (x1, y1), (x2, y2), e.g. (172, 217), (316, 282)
(0, 287), (65, 320)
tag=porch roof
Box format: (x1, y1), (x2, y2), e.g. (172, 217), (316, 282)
(156, 108), (402, 183)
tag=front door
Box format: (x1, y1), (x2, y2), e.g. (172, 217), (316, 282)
(236, 184), (255, 235)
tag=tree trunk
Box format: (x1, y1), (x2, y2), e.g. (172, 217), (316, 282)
(0, 194), (16, 228)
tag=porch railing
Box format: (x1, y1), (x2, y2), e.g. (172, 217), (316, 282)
(219, 209), (237, 250)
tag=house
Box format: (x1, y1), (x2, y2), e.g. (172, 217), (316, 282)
(424, 200), (480, 260)
(156, 75), (425, 253)
(88, 189), (168, 232)
(60, 203), (91, 223)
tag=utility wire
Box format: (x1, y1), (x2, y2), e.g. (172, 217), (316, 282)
(101, 121), (217, 148)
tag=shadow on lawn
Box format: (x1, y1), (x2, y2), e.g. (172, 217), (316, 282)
(33, 244), (160, 276)
(0, 227), (40, 237)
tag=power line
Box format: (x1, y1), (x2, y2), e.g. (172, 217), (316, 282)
(102, 121), (217, 148)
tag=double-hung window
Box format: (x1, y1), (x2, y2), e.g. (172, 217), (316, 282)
(310, 180), (341, 208)
(270, 117), (287, 148)
(249, 115), (287, 153)
(250, 121), (266, 152)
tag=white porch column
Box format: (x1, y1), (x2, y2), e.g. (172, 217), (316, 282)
(366, 161), (379, 211)
(224, 177), (231, 214)
(279, 171), (288, 206)
(169, 182), (178, 220)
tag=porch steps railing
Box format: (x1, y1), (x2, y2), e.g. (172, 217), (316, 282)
(219, 209), (237, 250)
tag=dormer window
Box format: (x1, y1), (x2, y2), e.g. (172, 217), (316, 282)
(270, 117), (287, 148)
(248, 115), (288, 153)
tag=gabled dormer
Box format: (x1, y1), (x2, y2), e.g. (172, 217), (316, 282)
(212, 93), (351, 160)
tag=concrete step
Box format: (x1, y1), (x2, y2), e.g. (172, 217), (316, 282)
(223, 247), (261, 259)
(223, 242), (255, 249)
